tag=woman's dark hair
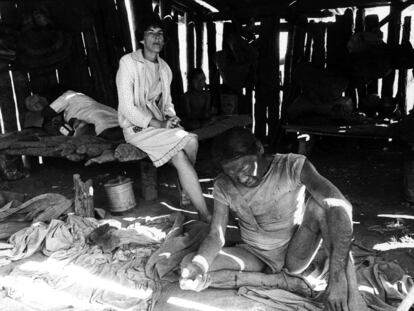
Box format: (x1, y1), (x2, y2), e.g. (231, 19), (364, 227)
(211, 127), (261, 165)
(136, 14), (165, 41)
(187, 68), (205, 89)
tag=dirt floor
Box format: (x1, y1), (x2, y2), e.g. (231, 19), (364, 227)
(1, 135), (414, 286)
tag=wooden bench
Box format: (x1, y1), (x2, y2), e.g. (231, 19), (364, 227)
(282, 123), (395, 155)
(0, 115), (252, 200)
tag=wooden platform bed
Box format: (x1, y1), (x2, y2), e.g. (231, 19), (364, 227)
(0, 115), (252, 200)
(283, 123), (396, 155)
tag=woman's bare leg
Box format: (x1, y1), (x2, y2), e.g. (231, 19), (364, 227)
(171, 150), (210, 222)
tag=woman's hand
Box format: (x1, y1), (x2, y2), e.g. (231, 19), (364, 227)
(160, 116), (182, 129)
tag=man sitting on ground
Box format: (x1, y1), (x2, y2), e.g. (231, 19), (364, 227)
(25, 89), (123, 141)
(180, 127), (367, 311)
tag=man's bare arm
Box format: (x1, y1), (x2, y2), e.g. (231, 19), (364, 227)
(196, 200), (230, 271)
(300, 160), (353, 303)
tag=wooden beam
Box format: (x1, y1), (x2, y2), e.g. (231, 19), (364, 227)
(378, 1), (413, 27)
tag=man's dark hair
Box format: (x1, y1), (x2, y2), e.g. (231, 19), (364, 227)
(187, 68), (205, 89)
(44, 84), (67, 103)
(211, 127), (260, 165)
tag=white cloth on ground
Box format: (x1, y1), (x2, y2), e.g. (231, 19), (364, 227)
(0, 214), (175, 311)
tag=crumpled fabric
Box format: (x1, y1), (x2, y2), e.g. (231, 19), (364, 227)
(356, 256), (414, 311)
(0, 214), (173, 310)
(237, 243), (413, 311)
(145, 215), (210, 282)
(238, 286), (323, 311)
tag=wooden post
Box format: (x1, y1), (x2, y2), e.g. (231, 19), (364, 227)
(382, 5), (401, 98)
(310, 23), (326, 69)
(397, 16), (411, 115)
(195, 18), (204, 69)
(73, 174), (94, 217)
(207, 21), (219, 113)
(282, 16), (307, 124)
(365, 14), (380, 95)
(282, 22), (295, 123)
(187, 13), (195, 74)
(255, 17), (279, 142)
(140, 160), (158, 200)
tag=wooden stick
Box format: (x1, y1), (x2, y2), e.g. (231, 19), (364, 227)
(73, 174), (94, 217)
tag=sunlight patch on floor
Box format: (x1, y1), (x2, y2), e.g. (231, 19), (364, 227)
(167, 297), (225, 311)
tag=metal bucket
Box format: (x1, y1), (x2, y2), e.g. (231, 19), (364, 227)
(104, 177), (136, 212)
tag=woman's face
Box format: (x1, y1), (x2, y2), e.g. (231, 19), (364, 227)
(142, 26), (165, 54)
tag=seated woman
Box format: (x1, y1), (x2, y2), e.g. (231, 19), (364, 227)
(116, 16), (210, 222)
(24, 88), (123, 140)
(181, 68), (215, 130)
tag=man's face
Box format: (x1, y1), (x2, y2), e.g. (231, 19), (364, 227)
(25, 94), (49, 112)
(191, 73), (206, 91)
(43, 114), (63, 135)
(222, 154), (262, 187)
(143, 26), (165, 54)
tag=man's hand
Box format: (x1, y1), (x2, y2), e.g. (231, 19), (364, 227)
(180, 262), (208, 292)
(324, 271), (349, 311)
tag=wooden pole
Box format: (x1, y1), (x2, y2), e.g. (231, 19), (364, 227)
(255, 17), (279, 142)
(365, 14), (380, 95)
(397, 16), (411, 115)
(73, 174), (94, 217)
(187, 13), (195, 74)
(381, 5), (401, 98)
(195, 18), (204, 69)
(207, 21), (219, 113)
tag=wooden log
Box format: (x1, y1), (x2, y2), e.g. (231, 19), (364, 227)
(66, 154), (85, 162)
(4, 147), (61, 157)
(381, 5), (401, 98)
(76, 143), (113, 157)
(365, 14), (380, 95)
(73, 174), (94, 217)
(397, 16), (411, 115)
(114, 143), (148, 162)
